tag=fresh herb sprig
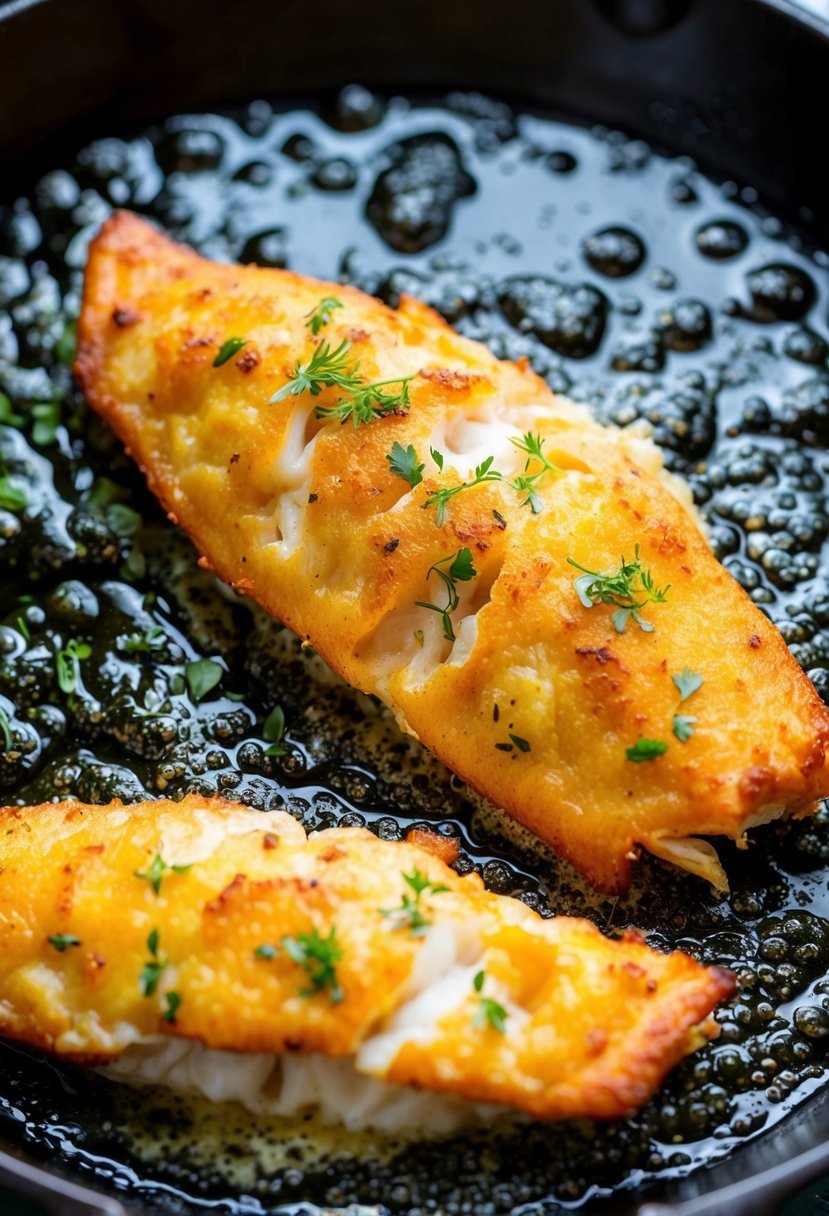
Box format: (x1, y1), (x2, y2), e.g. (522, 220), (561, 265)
(415, 548), (477, 642)
(424, 456), (503, 526)
(568, 544), (670, 634)
(270, 337), (414, 427)
(473, 969), (508, 1034)
(134, 852), (192, 896)
(380, 869), (450, 937)
(508, 432), (563, 513)
(263, 704), (288, 756)
(305, 297), (343, 336)
(282, 927), (343, 1003)
(398, 432), (562, 525)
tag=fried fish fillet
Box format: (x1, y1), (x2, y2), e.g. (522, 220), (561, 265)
(75, 212), (829, 892)
(0, 796), (734, 1131)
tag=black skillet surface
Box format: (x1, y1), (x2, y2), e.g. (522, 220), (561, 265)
(3, 1), (829, 1213)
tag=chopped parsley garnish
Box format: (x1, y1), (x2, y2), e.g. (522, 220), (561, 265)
(263, 704), (288, 756)
(626, 737), (668, 763)
(184, 658), (223, 702)
(413, 628), (425, 648)
(254, 943), (278, 960)
(55, 637), (91, 696)
(568, 544), (670, 633)
(672, 715), (697, 743)
(671, 667), (703, 742)
(430, 447), (444, 471)
(473, 970), (508, 1034)
(380, 869), (450, 937)
(415, 547), (477, 642)
(122, 625), (166, 654)
(282, 927), (343, 1003)
(0, 707), (11, 751)
(16, 616), (30, 643)
(0, 392), (24, 427)
(305, 297), (343, 336)
(0, 470), (27, 513)
(673, 667), (704, 702)
(134, 852), (192, 896)
(425, 455), (502, 526)
(213, 337), (248, 367)
(162, 991), (182, 1022)
(387, 441), (425, 489)
(270, 337), (414, 427)
(139, 928), (166, 997)
(31, 400), (61, 446)
(48, 933), (81, 952)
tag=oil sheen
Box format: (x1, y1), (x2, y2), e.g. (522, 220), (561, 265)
(1, 87), (829, 1214)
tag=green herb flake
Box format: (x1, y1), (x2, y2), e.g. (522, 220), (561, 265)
(17, 616), (30, 643)
(568, 544), (670, 634)
(263, 704), (288, 756)
(430, 447), (445, 471)
(380, 869), (450, 937)
(55, 321), (77, 366)
(48, 933), (81, 952)
(55, 637), (92, 696)
(413, 628), (425, 648)
(0, 392), (24, 428)
(672, 667), (704, 702)
(282, 926), (343, 1003)
(626, 737), (668, 763)
(106, 503), (142, 538)
(509, 734), (531, 753)
(415, 547), (477, 642)
(140, 928), (166, 997)
(387, 441), (425, 489)
(213, 337), (248, 367)
(184, 658), (223, 703)
(31, 401), (61, 447)
(672, 714), (698, 743)
(254, 943), (279, 960)
(122, 625), (166, 655)
(473, 969), (508, 1034)
(0, 707), (11, 751)
(134, 851), (192, 896)
(305, 297), (343, 336)
(0, 471), (27, 513)
(162, 991), (182, 1023)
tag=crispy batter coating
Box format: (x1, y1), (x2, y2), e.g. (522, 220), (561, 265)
(75, 212), (829, 892)
(0, 797), (734, 1121)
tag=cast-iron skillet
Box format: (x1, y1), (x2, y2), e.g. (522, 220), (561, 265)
(1, 0), (829, 1212)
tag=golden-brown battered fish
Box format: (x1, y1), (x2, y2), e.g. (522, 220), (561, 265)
(0, 797), (734, 1131)
(75, 212), (829, 893)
